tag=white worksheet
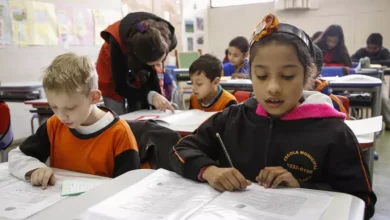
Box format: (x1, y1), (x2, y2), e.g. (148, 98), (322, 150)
(187, 185), (332, 220)
(0, 178), (65, 219)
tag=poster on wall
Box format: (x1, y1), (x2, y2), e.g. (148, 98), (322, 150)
(195, 17), (204, 31)
(9, 0), (29, 47)
(29, 1), (57, 45)
(56, 6), (73, 47)
(196, 35), (204, 50)
(0, 0), (12, 45)
(72, 8), (94, 46)
(187, 37), (194, 51)
(56, 6), (94, 47)
(93, 9), (122, 46)
(185, 20), (194, 33)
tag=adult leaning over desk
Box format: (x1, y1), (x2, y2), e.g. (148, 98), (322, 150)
(96, 12), (177, 115)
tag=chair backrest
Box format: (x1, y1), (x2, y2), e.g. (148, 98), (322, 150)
(127, 120), (181, 170)
(0, 101), (14, 150)
(333, 95), (350, 119)
(177, 51), (200, 68)
(233, 91), (253, 103)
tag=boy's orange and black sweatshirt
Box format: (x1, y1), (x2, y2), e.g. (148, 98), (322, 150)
(17, 108), (140, 178)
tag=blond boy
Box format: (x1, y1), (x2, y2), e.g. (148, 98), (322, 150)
(9, 53), (140, 188)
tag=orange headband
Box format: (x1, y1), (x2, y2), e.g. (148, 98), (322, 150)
(250, 14), (279, 45)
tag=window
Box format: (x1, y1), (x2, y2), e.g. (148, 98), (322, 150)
(210, 0), (274, 8)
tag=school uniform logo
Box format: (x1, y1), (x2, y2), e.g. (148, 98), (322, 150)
(283, 151), (318, 182)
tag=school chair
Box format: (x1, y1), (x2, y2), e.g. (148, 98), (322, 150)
(175, 50), (202, 68)
(127, 120), (181, 171)
(335, 95), (350, 119)
(0, 101), (14, 162)
(233, 90), (253, 103)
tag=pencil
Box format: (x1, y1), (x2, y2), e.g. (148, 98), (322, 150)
(216, 133), (234, 168)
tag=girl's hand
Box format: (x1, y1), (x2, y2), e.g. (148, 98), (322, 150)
(202, 166), (251, 192)
(256, 166), (300, 188)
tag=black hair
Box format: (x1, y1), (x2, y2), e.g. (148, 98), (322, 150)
(315, 24), (352, 67)
(367, 33), (383, 47)
(311, 31), (323, 42)
(125, 19), (171, 66)
(189, 54), (222, 81)
(225, 49), (229, 56)
(249, 32), (316, 88)
(229, 36), (249, 53)
(313, 44), (324, 76)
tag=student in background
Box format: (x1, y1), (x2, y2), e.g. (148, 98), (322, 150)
(313, 44), (349, 117)
(223, 36), (249, 79)
(8, 53), (141, 188)
(222, 49), (229, 64)
(311, 31), (323, 42)
(351, 33), (390, 129)
(352, 33), (390, 64)
(189, 54), (237, 112)
(315, 25), (352, 67)
(96, 12), (176, 114)
(171, 14), (375, 219)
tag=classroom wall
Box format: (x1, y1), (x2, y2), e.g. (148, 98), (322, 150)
(1, 0), (122, 141)
(208, 0), (390, 59)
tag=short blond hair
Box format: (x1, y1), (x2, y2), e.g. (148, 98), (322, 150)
(43, 52), (98, 95)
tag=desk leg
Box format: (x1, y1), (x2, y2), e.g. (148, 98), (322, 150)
(364, 147), (375, 181)
(365, 87), (382, 182)
(1, 150), (7, 162)
(372, 87), (382, 117)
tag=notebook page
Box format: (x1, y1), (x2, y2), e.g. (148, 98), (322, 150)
(152, 110), (216, 126)
(86, 169), (220, 220)
(187, 185), (332, 220)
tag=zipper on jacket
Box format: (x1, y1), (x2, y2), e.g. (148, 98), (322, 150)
(264, 118), (273, 167)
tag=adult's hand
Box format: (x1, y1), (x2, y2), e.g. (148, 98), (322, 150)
(152, 93), (175, 112)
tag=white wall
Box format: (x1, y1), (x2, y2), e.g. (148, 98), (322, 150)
(208, 0), (390, 59)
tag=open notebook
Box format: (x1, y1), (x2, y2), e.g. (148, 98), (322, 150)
(82, 169), (354, 220)
(124, 110), (217, 133)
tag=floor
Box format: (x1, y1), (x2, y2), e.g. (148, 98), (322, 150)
(371, 130), (390, 219)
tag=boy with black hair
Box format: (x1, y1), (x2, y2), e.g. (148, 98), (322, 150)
(352, 33), (390, 63)
(189, 54), (237, 112)
(223, 36), (249, 79)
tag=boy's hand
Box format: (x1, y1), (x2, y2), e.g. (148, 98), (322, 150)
(256, 166), (300, 189)
(202, 166), (251, 192)
(232, 73), (246, 79)
(30, 167), (56, 189)
(152, 93), (175, 113)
